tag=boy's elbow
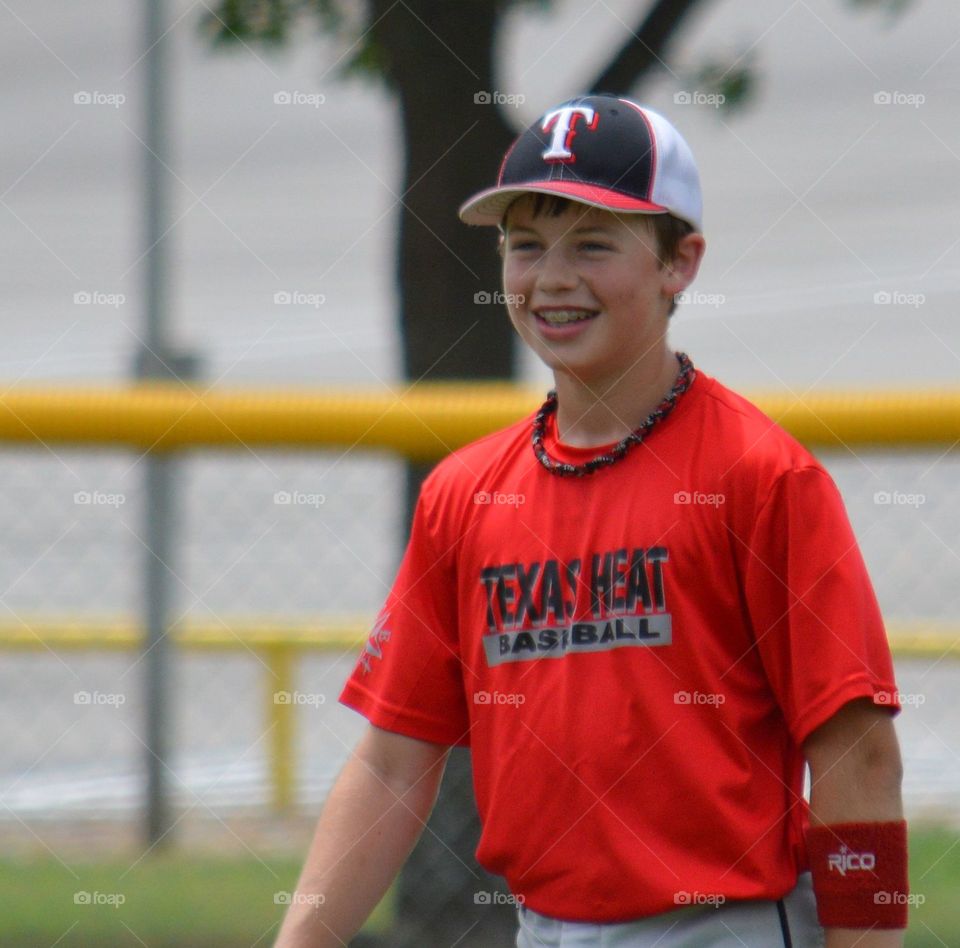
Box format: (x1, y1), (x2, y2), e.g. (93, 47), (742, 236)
(353, 724), (450, 799)
(805, 698), (903, 822)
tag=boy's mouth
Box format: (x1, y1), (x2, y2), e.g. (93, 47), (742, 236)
(534, 308), (599, 326)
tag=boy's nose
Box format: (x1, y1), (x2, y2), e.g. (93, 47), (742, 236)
(535, 248), (578, 292)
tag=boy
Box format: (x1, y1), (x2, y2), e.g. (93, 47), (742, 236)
(276, 95), (907, 947)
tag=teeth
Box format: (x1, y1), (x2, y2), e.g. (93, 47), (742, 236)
(539, 310), (595, 324)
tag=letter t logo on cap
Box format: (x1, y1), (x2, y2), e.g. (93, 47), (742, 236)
(540, 106), (598, 162)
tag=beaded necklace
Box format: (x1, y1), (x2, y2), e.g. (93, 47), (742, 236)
(531, 352), (696, 478)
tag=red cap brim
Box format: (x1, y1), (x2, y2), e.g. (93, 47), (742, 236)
(458, 180), (668, 226)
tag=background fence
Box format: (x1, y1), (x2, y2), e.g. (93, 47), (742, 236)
(2, 385), (959, 945)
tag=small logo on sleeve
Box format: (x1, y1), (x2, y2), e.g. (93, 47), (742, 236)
(358, 611), (391, 675)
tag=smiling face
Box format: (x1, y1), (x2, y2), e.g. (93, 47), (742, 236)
(501, 197), (702, 391)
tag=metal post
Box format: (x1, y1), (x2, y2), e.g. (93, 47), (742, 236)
(142, 456), (174, 846)
(138, 0), (199, 848)
(265, 646), (295, 811)
(143, 0), (167, 356)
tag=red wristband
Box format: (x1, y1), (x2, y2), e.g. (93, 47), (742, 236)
(805, 820), (909, 929)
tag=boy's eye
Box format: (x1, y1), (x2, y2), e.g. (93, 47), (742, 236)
(507, 240), (540, 252)
(580, 241), (612, 252)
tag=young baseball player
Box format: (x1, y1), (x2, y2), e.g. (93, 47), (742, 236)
(276, 95), (907, 947)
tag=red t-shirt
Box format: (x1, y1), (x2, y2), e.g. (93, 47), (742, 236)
(340, 370), (900, 923)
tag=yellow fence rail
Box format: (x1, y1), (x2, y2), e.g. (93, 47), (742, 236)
(2, 384), (960, 456)
(2, 383), (959, 810)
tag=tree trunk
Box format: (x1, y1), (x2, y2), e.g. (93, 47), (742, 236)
(366, 3), (520, 946)
(372, 0), (517, 384)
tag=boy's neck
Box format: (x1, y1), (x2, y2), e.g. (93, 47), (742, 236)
(552, 348), (682, 448)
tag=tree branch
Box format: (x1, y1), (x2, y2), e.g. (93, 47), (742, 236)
(588, 0), (716, 95)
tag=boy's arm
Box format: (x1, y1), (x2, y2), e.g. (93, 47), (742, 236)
(803, 697), (906, 948)
(274, 723), (450, 948)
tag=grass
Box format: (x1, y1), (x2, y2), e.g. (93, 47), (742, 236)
(905, 824), (960, 947)
(0, 826), (956, 947)
(0, 853), (304, 947)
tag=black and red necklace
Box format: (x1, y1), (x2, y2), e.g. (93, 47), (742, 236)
(531, 351), (695, 478)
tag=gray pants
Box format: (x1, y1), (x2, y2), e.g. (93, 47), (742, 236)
(516, 873), (824, 947)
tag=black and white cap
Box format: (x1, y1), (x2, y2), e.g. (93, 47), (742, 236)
(458, 94), (702, 231)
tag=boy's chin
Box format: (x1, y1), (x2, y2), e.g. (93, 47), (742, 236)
(534, 349), (604, 382)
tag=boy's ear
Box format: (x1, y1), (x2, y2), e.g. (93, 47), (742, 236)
(662, 233), (706, 297)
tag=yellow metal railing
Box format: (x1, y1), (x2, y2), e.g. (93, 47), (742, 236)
(2, 384), (960, 455)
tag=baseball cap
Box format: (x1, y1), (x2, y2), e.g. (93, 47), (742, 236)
(458, 94), (702, 232)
